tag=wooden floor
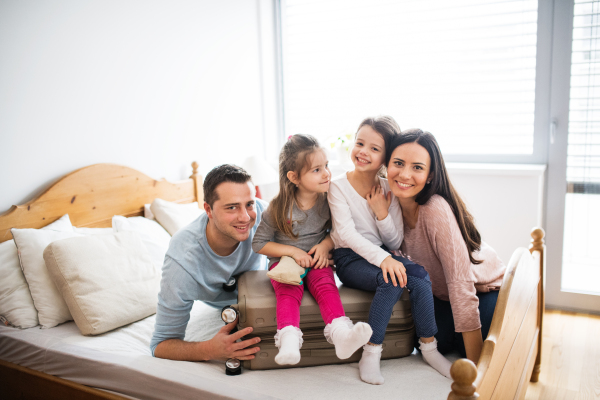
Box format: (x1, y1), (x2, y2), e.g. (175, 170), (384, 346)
(525, 309), (600, 400)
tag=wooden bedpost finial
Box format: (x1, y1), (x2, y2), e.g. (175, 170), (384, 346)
(448, 359), (479, 400)
(191, 161), (199, 176)
(530, 227), (545, 253)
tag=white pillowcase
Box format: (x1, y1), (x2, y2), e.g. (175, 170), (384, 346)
(144, 204), (155, 220)
(11, 215), (80, 329)
(0, 240), (38, 328)
(1, 214), (74, 329)
(150, 199), (203, 235)
(43, 232), (160, 335)
(73, 227), (113, 235)
(112, 216), (171, 271)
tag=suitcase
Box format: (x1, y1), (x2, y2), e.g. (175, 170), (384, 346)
(231, 270), (415, 370)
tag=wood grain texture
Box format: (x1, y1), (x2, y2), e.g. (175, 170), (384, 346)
(525, 310), (600, 400)
(0, 163), (201, 243)
(449, 229), (544, 400)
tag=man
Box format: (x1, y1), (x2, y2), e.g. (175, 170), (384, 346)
(151, 164), (266, 361)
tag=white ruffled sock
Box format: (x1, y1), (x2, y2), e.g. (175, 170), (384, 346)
(274, 326), (303, 365)
(324, 316), (373, 359)
(419, 338), (452, 379)
(358, 344), (384, 385)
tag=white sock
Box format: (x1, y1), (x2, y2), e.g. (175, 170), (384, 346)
(358, 344), (384, 385)
(274, 326), (302, 365)
(324, 316), (373, 359)
(419, 338), (452, 379)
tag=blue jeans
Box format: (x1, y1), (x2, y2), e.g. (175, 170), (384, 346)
(433, 290), (499, 358)
(333, 247), (437, 344)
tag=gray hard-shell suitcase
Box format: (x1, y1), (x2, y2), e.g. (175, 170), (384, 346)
(231, 270), (415, 370)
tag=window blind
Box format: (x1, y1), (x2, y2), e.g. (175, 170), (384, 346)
(568, 0), (600, 186)
(280, 0), (538, 155)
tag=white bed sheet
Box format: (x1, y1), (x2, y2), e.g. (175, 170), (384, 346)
(0, 301), (457, 400)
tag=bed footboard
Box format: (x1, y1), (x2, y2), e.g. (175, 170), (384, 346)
(448, 228), (545, 400)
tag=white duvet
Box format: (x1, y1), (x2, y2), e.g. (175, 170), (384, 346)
(0, 301), (457, 400)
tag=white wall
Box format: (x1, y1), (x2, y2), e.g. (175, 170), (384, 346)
(0, 0), (278, 212)
(447, 164), (546, 265)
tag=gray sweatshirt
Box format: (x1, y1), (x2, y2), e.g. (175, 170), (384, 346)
(252, 196), (330, 267)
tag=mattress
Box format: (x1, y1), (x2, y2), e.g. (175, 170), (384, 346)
(0, 301), (457, 400)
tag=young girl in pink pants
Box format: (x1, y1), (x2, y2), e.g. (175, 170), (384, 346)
(252, 134), (372, 365)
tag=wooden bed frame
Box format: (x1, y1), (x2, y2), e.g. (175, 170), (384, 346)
(0, 163), (545, 400)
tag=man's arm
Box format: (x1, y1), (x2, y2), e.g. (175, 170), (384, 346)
(154, 319), (261, 361)
(150, 257), (261, 361)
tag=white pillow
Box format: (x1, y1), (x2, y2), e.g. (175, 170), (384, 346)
(144, 204), (155, 220)
(0, 214), (74, 329)
(11, 215), (80, 328)
(73, 227), (113, 235)
(150, 199), (203, 235)
(112, 216), (171, 270)
(0, 240), (38, 328)
(43, 232), (160, 335)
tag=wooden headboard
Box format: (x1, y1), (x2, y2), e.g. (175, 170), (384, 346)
(0, 162), (203, 243)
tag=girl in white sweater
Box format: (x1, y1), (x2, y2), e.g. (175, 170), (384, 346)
(328, 116), (452, 384)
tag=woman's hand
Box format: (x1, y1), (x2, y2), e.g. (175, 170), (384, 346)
(380, 256), (407, 287)
(308, 242), (331, 269)
(291, 248), (313, 269)
(366, 185), (391, 221)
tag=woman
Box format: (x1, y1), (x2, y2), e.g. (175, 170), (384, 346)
(385, 128), (505, 363)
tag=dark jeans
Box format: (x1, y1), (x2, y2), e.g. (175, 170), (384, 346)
(333, 247), (437, 344)
(433, 290), (499, 358)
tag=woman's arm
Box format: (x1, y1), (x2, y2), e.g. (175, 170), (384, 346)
(424, 198), (483, 338)
(462, 329), (483, 364)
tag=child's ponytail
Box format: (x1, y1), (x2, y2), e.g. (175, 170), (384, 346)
(270, 134), (323, 239)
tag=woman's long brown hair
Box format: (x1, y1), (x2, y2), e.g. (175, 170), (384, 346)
(387, 129), (483, 264)
(270, 134), (326, 239)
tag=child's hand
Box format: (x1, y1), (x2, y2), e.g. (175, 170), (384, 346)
(291, 249), (313, 269)
(366, 185), (391, 221)
(308, 242), (331, 269)
(380, 256), (407, 288)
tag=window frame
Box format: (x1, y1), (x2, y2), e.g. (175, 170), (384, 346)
(275, 0), (555, 165)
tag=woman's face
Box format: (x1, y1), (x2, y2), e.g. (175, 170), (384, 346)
(350, 125), (386, 173)
(387, 142), (432, 201)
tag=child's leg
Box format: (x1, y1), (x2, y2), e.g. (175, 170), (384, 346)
(392, 255), (452, 379)
(270, 262), (304, 365)
(304, 266), (344, 324)
(333, 249), (405, 384)
(270, 262), (304, 330)
(335, 255), (404, 344)
(304, 267), (372, 359)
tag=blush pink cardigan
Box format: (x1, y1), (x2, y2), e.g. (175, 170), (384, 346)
(400, 195), (505, 333)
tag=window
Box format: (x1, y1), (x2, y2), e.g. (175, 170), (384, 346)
(280, 0), (539, 157)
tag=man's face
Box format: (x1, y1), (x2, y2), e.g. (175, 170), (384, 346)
(204, 181), (257, 244)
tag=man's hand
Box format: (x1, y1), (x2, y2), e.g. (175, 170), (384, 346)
(380, 256), (407, 288)
(366, 185), (391, 221)
(205, 319), (261, 361)
(308, 242), (330, 269)
(290, 248), (313, 269)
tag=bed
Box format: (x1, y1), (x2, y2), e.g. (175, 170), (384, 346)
(0, 162), (545, 400)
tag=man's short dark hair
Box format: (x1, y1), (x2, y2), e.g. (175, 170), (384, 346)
(203, 164), (253, 207)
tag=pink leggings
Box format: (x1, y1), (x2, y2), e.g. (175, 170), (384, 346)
(269, 263), (345, 329)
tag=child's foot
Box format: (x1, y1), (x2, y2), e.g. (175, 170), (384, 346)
(274, 326), (303, 365)
(325, 316), (373, 359)
(359, 344), (384, 385)
(419, 338), (452, 379)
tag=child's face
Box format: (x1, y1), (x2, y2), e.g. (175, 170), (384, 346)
(350, 125), (385, 173)
(297, 149), (331, 194)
